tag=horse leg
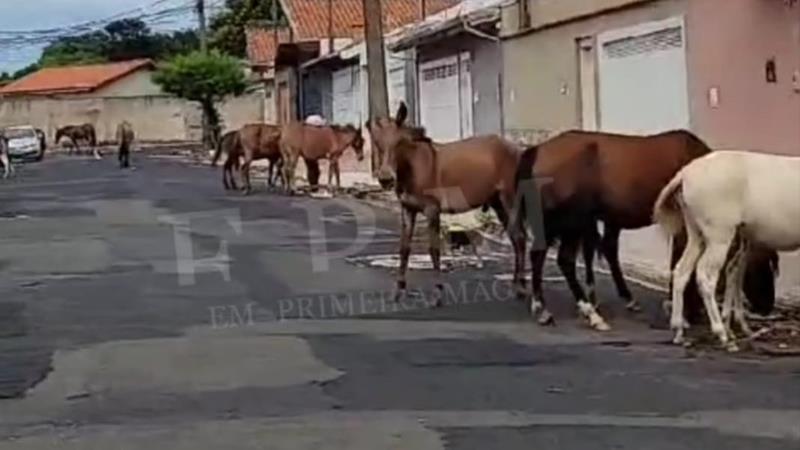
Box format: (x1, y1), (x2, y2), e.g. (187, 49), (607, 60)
(335, 160), (341, 192)
(560, 233), (610, 331)
(281, 149), (298, 194)
(670, 212), (705, 345)
(724, 234), (753, 337)
(529, 246), (553, 325)
(696, 235), (737, 351)
(599, 225), (638, 312)
(241, 158), (253, 195)
(395, 207), (417, 302)
(222, 155), (232, 190)
(423, 203), (444, 308)
(582, 223), (600, 306)
(275, 158), (284, 188)
(493, 194), (527, 301)
(327, 159), (335, 193)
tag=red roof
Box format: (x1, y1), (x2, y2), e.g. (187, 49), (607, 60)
(280, 0), (458, 41)
(0, 59), (154, 96)
(247, 27), (293, 67)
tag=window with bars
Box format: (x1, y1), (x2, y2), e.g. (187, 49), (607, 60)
(604, 27), (683, 59)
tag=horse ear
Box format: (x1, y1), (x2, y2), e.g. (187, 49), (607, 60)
(395, 102), (408, 127)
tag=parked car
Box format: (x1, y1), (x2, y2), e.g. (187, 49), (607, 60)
(1, 126), (45, 161)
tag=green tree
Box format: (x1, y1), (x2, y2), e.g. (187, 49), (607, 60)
(12, 63), (41, 80)
(36, 19), (199, 68)
(153, 50), (247, 150)
(210, 0), (284, 57)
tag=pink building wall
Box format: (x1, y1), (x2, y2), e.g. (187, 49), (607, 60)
(687, 0), (800, 155)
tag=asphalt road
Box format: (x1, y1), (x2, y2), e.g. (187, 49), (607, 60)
(0, 152), (798, 449)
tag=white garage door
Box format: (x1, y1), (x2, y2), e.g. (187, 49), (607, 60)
(387, 54), (407, 116)
(418, 53), (473, 142)
(598, 18), (690, 135)
(332, 65), (361, 126)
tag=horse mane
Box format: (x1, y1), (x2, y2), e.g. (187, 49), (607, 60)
(405, 126), (431, 143)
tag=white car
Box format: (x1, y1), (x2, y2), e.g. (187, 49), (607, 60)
(2, 126), (45, 161)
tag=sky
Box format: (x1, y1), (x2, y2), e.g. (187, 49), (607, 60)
(0, 0), (203, 73)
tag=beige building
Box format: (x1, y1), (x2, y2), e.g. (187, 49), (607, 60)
(0, 59), (264, 143)
(501, 0), (800, 155)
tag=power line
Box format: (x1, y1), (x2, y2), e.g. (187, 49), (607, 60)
(0, 0), (206, 47)
(0, 0), (227, 65)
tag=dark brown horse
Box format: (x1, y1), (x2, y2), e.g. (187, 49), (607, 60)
(34, 128), (46, 161)
(279, 122), (364, 193)
(514, 130), (778, 330)
(56, 124), (99, 159)
(368, 102), (526, 305)
(115, 121), (134, 169)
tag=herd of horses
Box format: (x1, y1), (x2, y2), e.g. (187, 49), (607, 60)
(212, 102), (791, 351)
(4, 105), (794, 351)
(212, 119), (364, 195)
(363, 102), (793, 352)
(0, 122), (136, 174)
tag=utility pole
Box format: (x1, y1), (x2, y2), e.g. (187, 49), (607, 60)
(196, 0), (210, 151)
(362, 0), (389, 120)
(328, 0), (334, 54)
(196, 0), (207, 53)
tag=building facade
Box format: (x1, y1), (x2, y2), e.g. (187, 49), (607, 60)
(501, 0), (800, 154)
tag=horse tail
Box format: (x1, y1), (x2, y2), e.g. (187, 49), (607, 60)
(211, 132), (227, 167)
(653, 169), (686, 237)
(512, 145), (540, 229)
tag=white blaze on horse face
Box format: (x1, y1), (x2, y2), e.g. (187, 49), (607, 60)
(294, 198), (377, 273)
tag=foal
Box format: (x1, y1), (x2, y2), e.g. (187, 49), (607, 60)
(368, 102), (526, 305)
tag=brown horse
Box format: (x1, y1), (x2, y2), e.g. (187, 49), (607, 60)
(514, 130), (778, 330)
(56, 124), (99, 159)
(368, 102), (526, 305)
(237, 123), (283, 194)
(115, 121), (135, 169)
(279, 122), (364, 193)
(214, 130), (242, 190)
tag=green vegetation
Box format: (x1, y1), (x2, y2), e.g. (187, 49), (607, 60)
(153, 50), (247, 149)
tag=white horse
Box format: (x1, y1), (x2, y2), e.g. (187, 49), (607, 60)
(0, 135), (13, 179)
(654, 151), (800, 350)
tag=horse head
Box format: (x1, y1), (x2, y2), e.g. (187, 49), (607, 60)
(54, 127), (66, 144)
(349, 125), (365, 162)
(366, 102), (429, 190)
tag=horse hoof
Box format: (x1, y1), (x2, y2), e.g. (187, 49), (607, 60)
(537, 310), (555, 326)
(725, 342), (740, 353)
(591, 319), (612, 332)
(626, 299), (642, 313)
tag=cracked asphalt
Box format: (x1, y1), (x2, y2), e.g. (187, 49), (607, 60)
(0, 152), (798, 449)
